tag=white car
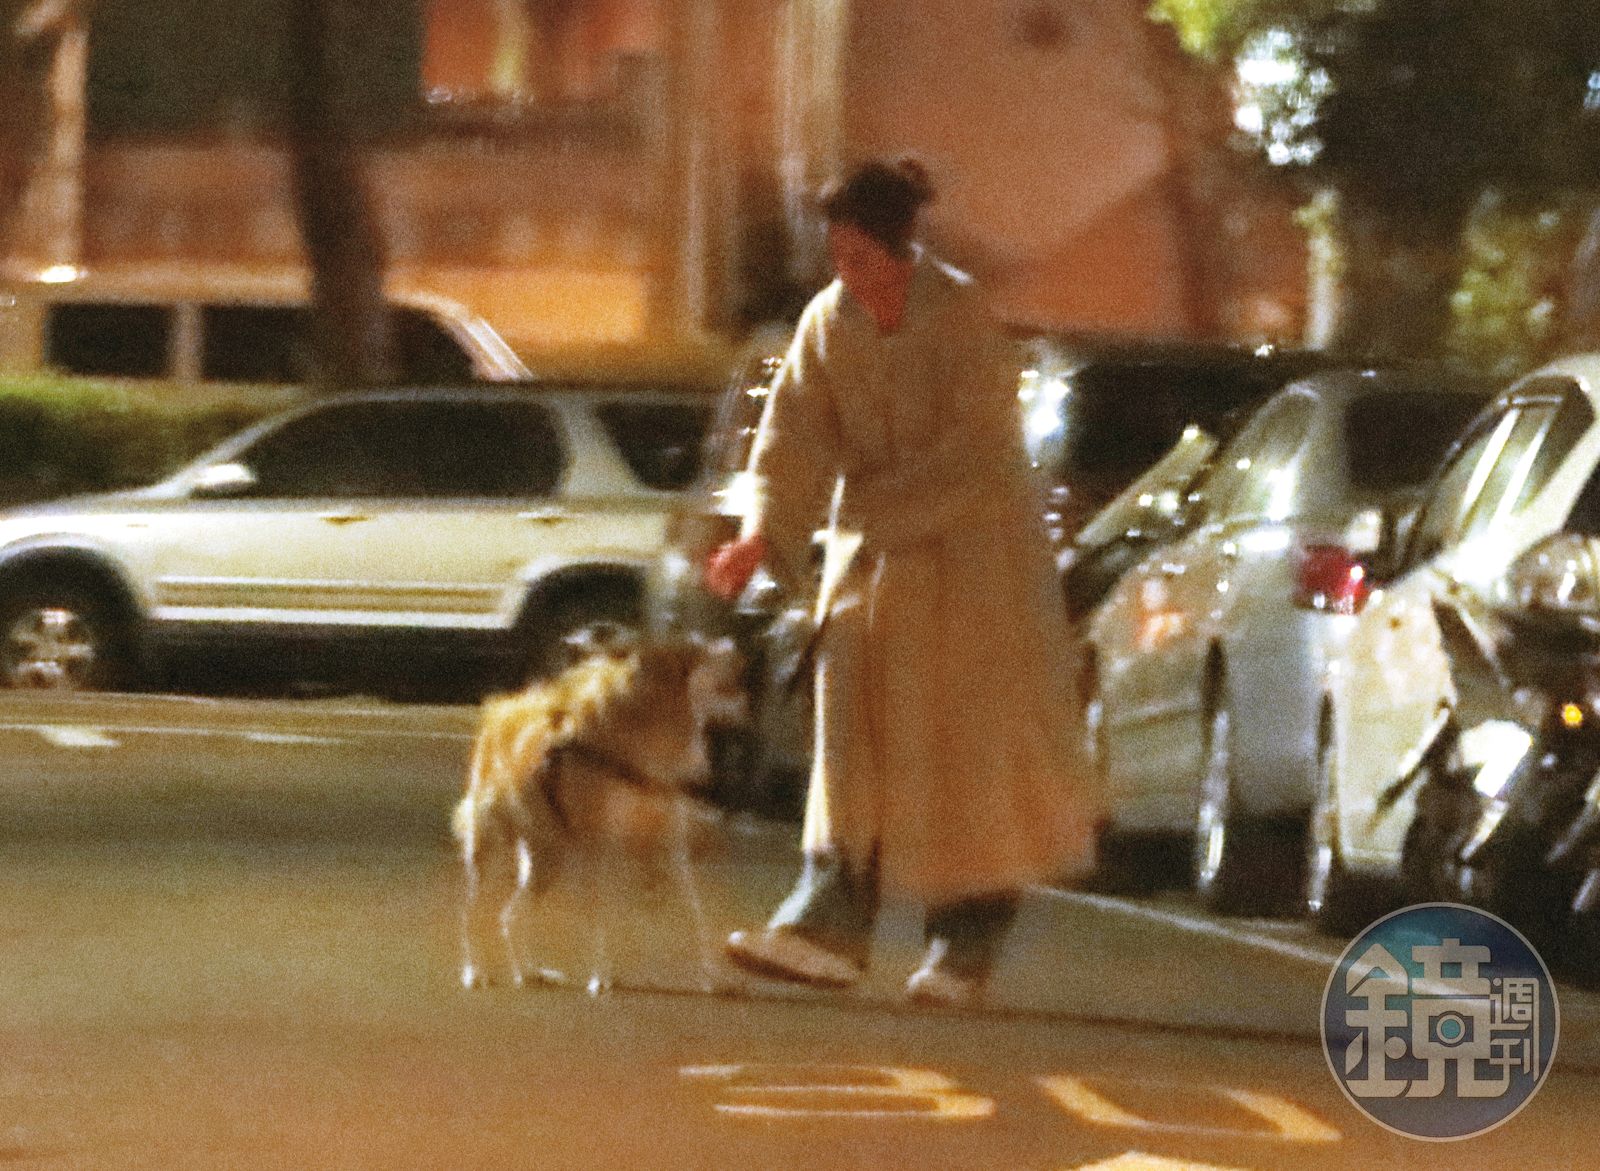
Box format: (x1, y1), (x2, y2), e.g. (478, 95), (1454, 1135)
(1083, 369), (1488, 912)
(1312, 354), (1600, 932)
(0, 268), (532, 385)
(0, 387), (709, 694)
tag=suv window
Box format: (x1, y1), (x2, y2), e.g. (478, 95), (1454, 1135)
(203, 305), (482, 385)
(201, 306), (307, 383)
(46, 303), (171, 377)
(236, 399), (565, 498)
(593, 399), (711, 491)
(409, 401), (564, 497)
(1407, 407), (1524, 566)
(1456, 402), (1564, 544)
(242, 402), (403, 497)
(393, 309), (477, 383)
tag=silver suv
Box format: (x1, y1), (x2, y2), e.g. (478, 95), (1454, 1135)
(0, 386), (709, 694)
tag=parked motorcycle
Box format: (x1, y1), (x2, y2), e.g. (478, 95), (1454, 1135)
(1400, 533), (1600, 956)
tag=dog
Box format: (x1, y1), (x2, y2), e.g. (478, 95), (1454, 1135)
(453, 630), (744, 994)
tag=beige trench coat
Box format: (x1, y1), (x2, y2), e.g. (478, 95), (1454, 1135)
(745, 253), (1101, 903)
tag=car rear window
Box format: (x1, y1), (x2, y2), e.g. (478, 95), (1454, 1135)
(1344, 392), (1488, 493)
(593, 399), (711, 491)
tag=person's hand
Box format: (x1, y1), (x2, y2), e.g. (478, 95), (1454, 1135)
(705, 534), (768, 601)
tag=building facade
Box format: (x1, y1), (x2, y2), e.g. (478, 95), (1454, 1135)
(0, 0), (1303, 371)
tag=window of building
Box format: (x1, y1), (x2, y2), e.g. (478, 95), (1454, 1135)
(421, 0), (659, 107)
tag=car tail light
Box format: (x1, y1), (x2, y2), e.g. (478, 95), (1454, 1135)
(1295, 545), (1370, 615)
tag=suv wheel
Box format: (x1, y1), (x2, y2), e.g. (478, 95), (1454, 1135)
(0, 583), (135, 691)
(522, 586), (641, 683)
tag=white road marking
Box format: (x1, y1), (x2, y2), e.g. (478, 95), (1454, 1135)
(1045, 889), (1343, 969)
(1045, 889), (1528, 1001)
(680, 1064), (995, 1120)
(3, 721), (470, 749)
(1039, 1075), (1339, 1143)
(35, 726), (120, 749)
(1065, 1154), (1250, 1171)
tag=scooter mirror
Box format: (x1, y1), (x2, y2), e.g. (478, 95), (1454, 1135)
(1495, 532), (1600, 628)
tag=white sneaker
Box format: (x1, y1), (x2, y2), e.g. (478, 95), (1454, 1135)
(724, 928), (863, 989)
(905, 964), (984, 1008)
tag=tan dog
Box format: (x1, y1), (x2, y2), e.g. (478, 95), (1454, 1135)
(453, 632), (744, 993)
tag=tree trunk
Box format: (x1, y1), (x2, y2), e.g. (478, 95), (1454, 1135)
(1137, 14), (1228, 339)
(1306, 186), (1471, 363)
(287, 0), (395, 391)
(2, 0), (82, 274)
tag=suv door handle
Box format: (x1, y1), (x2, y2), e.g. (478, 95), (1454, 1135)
(319, 512), (371, 525)
(519, 508), (569, 525)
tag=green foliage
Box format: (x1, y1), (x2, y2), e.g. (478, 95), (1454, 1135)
(1449, 196), (1588, 379)
(1205, 1), (1600, 211)
(1149, 0), (1366, 59)
(0, 376), (292, 504)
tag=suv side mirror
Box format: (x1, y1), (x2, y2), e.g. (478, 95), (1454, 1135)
(189, 461), (258, 499)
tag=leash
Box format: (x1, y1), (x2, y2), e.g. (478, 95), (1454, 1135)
(538, 740), (674, 829)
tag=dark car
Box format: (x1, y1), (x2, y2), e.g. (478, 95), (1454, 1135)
(1018, 336), (1351, 620)
(647, 354), (813, 818)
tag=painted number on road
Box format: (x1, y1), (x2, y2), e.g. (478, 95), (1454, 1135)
(680, 1064), (995, 1120)
(1039, 1076), (1339, 1144)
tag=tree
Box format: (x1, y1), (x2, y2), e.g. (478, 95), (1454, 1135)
(1, 0), (83, 273)
(1152, 0), (1600, 362)
(286, 0), (397, 391)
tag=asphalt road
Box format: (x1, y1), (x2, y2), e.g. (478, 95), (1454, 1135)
(0, 690), (1598, 1169)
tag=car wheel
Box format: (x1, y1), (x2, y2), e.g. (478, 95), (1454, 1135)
(1080, 666), (1106, 781)
(1192, 697), (1278, 915)
(1078, 670), (1141, 893)
(521, 586), (642, 684)
(0, 583), (135, 692)
(1565, 898), (1600, 987)
(1305, 714), (1379, 936)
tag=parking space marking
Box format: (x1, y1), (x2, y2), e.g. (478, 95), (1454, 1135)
(4, 721), (469, 749)
(1038, 1076), (1339, 1143)
(1065, 1154), (1251, 1170)
(680, 1064), (995, 1119)
(1044, 889), (1343, 970)
(34, 726), (120, 749)
(1046, 890), (1538, 1002)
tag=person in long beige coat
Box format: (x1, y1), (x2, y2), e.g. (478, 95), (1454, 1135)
(707, 157), (1100, 1006)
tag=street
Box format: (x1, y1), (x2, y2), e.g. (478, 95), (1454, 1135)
(0, 691), (1597, 1169)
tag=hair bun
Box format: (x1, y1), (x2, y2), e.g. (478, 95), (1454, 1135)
(893, 155), (935, 205)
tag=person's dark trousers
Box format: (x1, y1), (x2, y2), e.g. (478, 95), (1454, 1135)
(921, 892), (1020, 981)
(769, 847), (880, 967)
